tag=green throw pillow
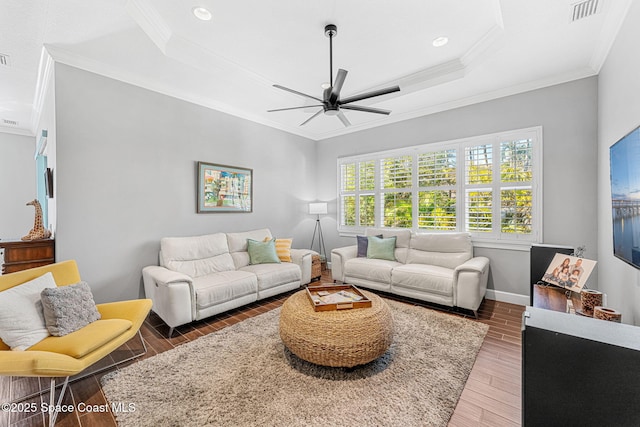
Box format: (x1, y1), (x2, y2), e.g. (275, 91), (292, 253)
(247, 238), (281, 265)
(366, 236), (397, 261)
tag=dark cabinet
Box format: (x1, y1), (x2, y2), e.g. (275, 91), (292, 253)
(0, 239), (55, 274)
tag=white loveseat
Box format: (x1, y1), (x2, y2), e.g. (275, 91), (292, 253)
(331, 228), (490, 316)
(142, 229), (312, 336)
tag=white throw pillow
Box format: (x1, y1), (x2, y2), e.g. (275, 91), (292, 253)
(0, 272), (57, 350)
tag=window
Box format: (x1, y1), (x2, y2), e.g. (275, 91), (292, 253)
(337, 127), (542, 246)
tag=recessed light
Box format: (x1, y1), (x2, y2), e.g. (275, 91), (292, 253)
(192, 7), (212, 21)
(432, 36), (449, 47)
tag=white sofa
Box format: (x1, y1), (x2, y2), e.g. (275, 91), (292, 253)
(331, 228), (490, 316)
(142, 228), (312, 336)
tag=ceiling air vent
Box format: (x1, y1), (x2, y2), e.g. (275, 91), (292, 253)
(571, 0), (601, 22)
(0, 53), (10, 66)
(2, 119), (19, 127)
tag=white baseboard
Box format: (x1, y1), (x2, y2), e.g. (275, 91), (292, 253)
(485, 289), (529, 306)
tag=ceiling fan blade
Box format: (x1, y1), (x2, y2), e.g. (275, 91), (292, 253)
(329, 69), (348, 104)
(340, 104), (391, 115)
(273, 84), (324, 103)
(300, 109), (323, 126)
(337, 111), (351, 127)
(267, 105), (324, 112)
(339, 85), (400, 105)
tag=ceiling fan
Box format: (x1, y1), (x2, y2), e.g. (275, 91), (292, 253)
(268, 24), (400, 127)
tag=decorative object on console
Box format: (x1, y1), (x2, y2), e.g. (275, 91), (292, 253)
(21, 199), (51, 241)
(579, 289), (604, 317)
(268, 24), (400, 128)
(594, 306), (622, 322)
(309, 202), (327, 261)
(540, 253), (596, 293)
(196, 161), (252, 213)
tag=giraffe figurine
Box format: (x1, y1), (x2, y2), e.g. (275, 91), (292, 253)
(22, 199), (51, 241)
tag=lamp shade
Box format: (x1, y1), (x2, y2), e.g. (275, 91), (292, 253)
(309, 202), (328, 215)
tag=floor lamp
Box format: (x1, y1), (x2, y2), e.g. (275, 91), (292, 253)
(309, 202), (327, 262)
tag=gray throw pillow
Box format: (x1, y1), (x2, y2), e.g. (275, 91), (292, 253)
(40, 281), (101, 336)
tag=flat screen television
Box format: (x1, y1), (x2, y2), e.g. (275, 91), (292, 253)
(610, 125), (640, 269)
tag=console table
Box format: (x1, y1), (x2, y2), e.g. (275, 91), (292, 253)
(0, 238), (55, 274)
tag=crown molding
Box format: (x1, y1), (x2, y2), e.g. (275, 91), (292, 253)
(43, 44), (316, 141)
(125, 0), (172, 54)
(314, 67), (598, 141)
(588, 0), (633, 73)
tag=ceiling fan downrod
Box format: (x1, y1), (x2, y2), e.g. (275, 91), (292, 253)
(325, 24), (337, 88)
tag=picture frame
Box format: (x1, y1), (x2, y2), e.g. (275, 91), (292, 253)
(541, 253), (597, 293)
(197, 161), (253, 213)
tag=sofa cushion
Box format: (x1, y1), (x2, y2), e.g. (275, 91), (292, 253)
(407, 233), (473, 269)
(192, 271), (258, 310)
(367, 236), (397, 261)
(392, 264), (455, 297)
(247, 239), (281, 265)
(227, 229), (273, 268)
(40, 281), (101, 336)
(28, 319), (132, 358)
(344, 257), (402, 285)
(240, 263), (301, 291)
(161, 233), (235, 278)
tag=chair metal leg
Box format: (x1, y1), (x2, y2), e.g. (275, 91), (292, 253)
(48, 376), (69, 427)
(168, 326), (174, 338)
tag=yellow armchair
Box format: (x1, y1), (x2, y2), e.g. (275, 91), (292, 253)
(0, 260), (152, 426)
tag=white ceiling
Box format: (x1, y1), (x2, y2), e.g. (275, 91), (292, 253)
(0, 0), (633, 140)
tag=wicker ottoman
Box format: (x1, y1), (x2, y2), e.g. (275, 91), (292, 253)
(311, 254), (322, 281)
(279, 289), (393, 367)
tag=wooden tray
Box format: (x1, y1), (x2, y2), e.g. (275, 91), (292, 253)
(305, 284), (372, 311)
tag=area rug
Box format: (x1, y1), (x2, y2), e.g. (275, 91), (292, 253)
(101, 299), (488, 427)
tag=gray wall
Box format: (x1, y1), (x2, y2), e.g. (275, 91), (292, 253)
(597, 1), (640, 325)
(0, 133), (36, 239)
(54, 64), (316, 303)
(317, 77), (599, 299)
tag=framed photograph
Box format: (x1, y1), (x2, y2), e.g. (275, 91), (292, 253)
(541, 253), (597, 293)
(197, 162), (252, 213)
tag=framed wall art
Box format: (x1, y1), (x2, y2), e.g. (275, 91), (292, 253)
(197, 161), (253, 213)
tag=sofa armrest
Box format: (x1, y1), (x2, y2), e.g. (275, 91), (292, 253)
(331, 245), (357, 283)
(454, 256), (490, 312)
(455, 256), (490, 274)
(142, 266), (195, 329)
(143, 266), (193, 286)
(290, 249), (313, 285)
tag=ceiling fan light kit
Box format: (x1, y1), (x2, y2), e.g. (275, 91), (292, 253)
(268, 24), (400, 127)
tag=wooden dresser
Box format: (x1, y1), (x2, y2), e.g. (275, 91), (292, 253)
(0, 239), (55, 274)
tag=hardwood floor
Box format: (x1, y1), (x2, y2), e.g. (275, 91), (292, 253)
(1, 271), (525, 426)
